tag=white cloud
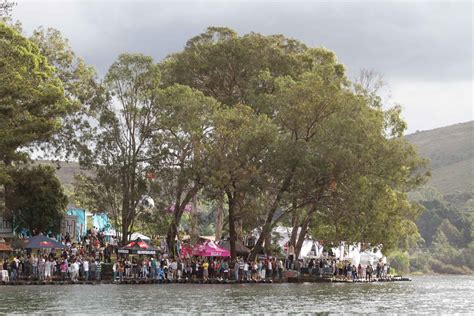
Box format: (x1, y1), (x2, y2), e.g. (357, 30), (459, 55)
(391, 80), (473, 133)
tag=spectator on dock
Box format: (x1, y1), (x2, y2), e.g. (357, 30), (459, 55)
(351, 264), (357, 281)
(366, 264), (373, 282)
(202, 260), (209, 281)
(83, 258), (89, 281)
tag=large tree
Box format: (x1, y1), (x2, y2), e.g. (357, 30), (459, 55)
(207, 104), (278, 258)
(163, 27), (427, 259)
(6, 165), (68, 235)
(0, 23), (67, 180)
(29, 26), (101, 161)
(150, 84), (219, 255)
(0, 23), (68, 219)
(76, 53), (162, 243)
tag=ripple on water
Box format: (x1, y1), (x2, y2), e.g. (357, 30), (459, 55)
(0, 276), (473, 314)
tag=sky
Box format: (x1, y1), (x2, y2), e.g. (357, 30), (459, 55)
(11, 0), (473, 133)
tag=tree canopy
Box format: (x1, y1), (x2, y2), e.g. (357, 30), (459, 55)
(0, 23), (68, 181)
(1, 21), (429, 260)
(6, 165), (68, 235)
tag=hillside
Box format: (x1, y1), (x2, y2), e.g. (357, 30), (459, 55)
(35, 160), (89, 189)
(406, 121), (474, 195)
(404, 121), (473, 275)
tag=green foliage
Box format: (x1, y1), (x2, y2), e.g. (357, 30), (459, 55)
(5, 165), (68, 234)
(407, 187), (474, 274)
(390, 251), (410, 273)
(0, 23), (67, 179)
(160, 26), (427, 258)
(75, 53), (162, 242)
(29, 27), (101, 160)
(415, 190), (472, 247)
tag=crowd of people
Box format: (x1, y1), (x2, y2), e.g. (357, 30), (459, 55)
(111, 256), (286, 282)
(0, 228), (118, 282)
(1, 231), (392, 283)
(303, 258), (391, 281)
(109, 255), (391, 283)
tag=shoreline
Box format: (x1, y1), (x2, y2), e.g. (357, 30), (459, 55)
(0, 276), (412, 286)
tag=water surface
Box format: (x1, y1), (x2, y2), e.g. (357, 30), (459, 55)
(0, 275), (473, 314)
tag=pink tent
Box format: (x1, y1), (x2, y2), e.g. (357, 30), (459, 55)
(192, 241), (230, 257)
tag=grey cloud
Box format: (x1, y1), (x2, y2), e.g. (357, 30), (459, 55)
(14, 0), (472, 81)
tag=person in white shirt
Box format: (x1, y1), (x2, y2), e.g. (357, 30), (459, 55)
(38, 257), (45, 281)
(44, 259), (53, 281)
(243, 262), (249, 280)
(70, 261), (79, 282)
(83, 259), (89, 281)
(112, 261), (119, 281)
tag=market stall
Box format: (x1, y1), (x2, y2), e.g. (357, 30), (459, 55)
(118, 237), (160, 255)
(192, 241), (230, 257)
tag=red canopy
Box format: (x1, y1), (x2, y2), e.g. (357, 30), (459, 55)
(192, 241), (230, 257)
(118, 238), (160, 255)
(0, 243), (12, 252)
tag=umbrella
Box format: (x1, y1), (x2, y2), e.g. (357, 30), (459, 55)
(24, 234), (66, 249)
(219, 240), (251, 256)
(118, 237), (160, 255)
(0, 243), (12, 252)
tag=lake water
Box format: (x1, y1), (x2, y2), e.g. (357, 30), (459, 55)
(0, 275), (473, 314)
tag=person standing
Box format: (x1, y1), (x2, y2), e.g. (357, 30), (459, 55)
(150, 257), (156, 280)
(112, 261), (119, 282)
(243, 261), (249, 281)
(96, 259), (102, 281)
(177, 260), (183, 280)
(10, 257), (18, 281)
(83, 258), (89, 281)
(308, 259), (314, 276)
(44, 258), (53, 282)
(90, 259), (97, 281)
(31, 255), (38, 279)
(60, 259), (68, 281)
(366, 264), (373, 282)
(202, 260), (209, 281)
(71, 260), (79, 282)
(38, 256), (45, 281)
(267, 259), (273, 280)
(119, 261), (125, 282)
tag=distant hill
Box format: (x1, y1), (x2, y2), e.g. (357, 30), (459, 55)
(406, 121), (474, 195)
(35, 160), (89, 189)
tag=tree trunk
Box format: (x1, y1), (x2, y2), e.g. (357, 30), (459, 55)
(166, 185), (200, 256)
(235, 217), (243, 244)
(289, 210), (299, 249)
(190, 194), (199, 243)
(121, 191), (130, 244)
(227, 191), (237, 260)
(215, 194), (224, 241)
(264, 230), (272, 255)
(249, 222), (272, 261)
(248, 173), (294, 261)
(294, 205), (316, 258)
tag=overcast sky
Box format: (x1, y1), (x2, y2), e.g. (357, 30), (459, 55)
(12, 0), (473, 133)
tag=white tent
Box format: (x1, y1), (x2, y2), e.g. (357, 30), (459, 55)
(129, 232), (151, 241)
(348, 243), (361, 266)
(359, 246), (384, 266)
(299, 240), (314, 258)
(299, 240), (325, 259)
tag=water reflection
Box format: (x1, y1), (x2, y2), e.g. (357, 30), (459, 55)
(0, 276), (473, 314)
